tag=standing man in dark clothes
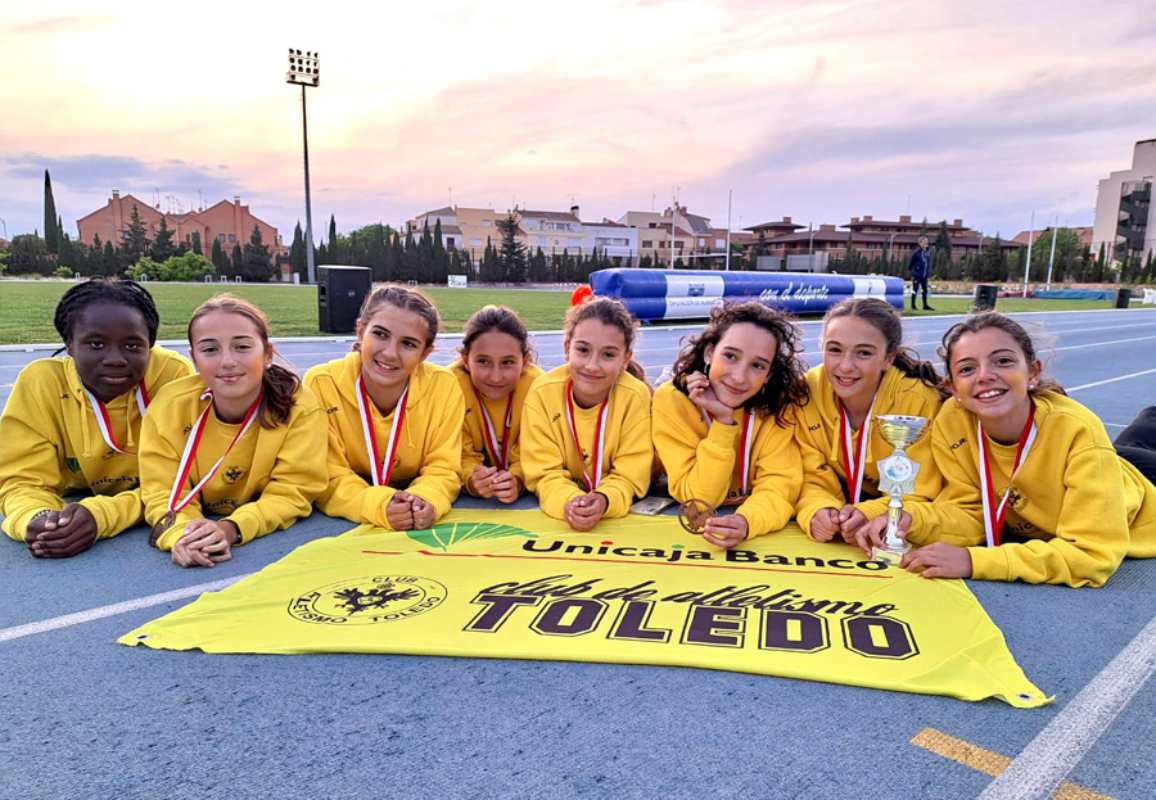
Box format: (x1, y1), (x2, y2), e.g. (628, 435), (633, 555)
(908, 235), (933, 310)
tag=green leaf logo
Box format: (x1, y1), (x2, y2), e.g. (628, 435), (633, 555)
(404, 521), (536, 552)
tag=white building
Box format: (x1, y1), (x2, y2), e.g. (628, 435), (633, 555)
(580, 217), (639, 263)
(1092, 139), (1156, 264)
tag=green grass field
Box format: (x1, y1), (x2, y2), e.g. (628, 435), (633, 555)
(0, 282), (574, 344)
(0, 280), (1143, 345)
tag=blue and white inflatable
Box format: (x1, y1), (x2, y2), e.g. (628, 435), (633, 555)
(589, 269), (904, 322)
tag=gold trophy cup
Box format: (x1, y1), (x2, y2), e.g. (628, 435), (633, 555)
(872, 414), (929, 564)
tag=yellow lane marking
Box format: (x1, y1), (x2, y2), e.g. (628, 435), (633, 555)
(911, 728), (1113, 800)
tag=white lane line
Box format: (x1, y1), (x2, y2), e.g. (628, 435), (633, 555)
(0, 575), (251, 643)
(1055, 334), (1156, 352)
(1067, 368), (1156, 393)
(977, 614), (1156, 800)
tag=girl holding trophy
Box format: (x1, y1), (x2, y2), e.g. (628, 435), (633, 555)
(653, 302), (809, 548)
(795, 298), (945, 546)
(521, 297), (652, 531)
(451, 306), (543, 504)
(304, 285), (464, 531)
(864, 312), (1156, 587)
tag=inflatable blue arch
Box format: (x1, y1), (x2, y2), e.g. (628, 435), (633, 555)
(589, 269), (905, 322)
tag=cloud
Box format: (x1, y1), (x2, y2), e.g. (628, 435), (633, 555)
(3, 153), (240, 197)
(8, 15), (116, 35)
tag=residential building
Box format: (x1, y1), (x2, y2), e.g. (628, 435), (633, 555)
(407, 206), (465, 251)
(76, 191), (282, 258)
(1092, 139), (1156, 264)
(755, 214), (1019, 267)
(618, 206), (704, 264)
(579, 215), (639, 263)
(518, 207), (585, 255)
(406, 206), (503, 264)
(1012, 227), (1094, 249)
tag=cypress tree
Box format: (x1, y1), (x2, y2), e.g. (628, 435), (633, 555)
(44, 170), (59, 254)
(497, 213), (527, 282)
(231, 243), (244, 278)
(242, 225), (273, 282)
(211, 237), (228, 274)
(151, 218), (176, 262)
(123, 205), (149, 263)
(191, 231), (203, 256)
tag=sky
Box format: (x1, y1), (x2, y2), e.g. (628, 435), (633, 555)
(2, 0), (1155, 246)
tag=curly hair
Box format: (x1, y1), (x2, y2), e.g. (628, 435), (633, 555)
(668, 301), (809, 425)
(187, 294), (301, 428)
(823, 298), (945, 396)
(939, 311), (1065, 397)
(53, 277), (160, 348)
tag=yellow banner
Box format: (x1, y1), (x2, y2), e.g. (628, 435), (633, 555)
(120, 509), (1050, 707)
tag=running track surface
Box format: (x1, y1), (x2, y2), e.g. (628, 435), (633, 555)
(2, 307), (1155, 799)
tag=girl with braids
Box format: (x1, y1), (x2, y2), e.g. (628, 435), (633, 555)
(451, 306), (543, 504)
(795, 298), (945, 545)
(0, 278), (192, 557)
(653, 301), (808, 547)
(304, 285), (464, 531)
(857, 312), (1156, 587)
(522, 297), (652, 530)
(139, 295), (326, 567)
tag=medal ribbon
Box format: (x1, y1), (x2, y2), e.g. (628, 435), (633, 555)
(83, 385), (149, 454)
(474, 388), (514, 471)
(165, 389), (261, 518)
(702, 408), (756, 496)
(564, 379), (610, 492)
(838, 394), (876, 503)
(978, 403), (1038, 547)
(356, 374), (409, 486)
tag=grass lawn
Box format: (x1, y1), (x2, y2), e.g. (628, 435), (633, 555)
(0, 280), (1144, 345)
(0, 282), (573, 344)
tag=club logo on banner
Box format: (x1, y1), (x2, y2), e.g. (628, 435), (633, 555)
(121, 509), (1050, 708)
(289, 576), (447, 626)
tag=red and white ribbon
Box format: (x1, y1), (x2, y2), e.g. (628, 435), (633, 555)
(702, 408), (756, 496)
(83, 385), (149, 454)
(356, 374), (409, 486)
(565, 379), (610, 492)
(838, 394), (876, 503)
(977, 404), (1038, 547)
(475, 388), (514, 471)
(165, 390), (261, 519)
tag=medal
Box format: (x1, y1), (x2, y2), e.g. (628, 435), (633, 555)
(564, 379), (610, 492)
(474, 388), (514, 471)
(978, 403), (1038, 547)
(838, 393), (876, 503)
(356, 374), (408, 486)
(83, 384), (149, 454)
(157, 390), (261, 538)
(678, 498), (715, 535)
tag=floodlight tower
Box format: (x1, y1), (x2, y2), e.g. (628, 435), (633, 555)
(287, 49), (320, 284)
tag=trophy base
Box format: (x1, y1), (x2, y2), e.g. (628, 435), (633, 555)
(871, 543), (910, 565)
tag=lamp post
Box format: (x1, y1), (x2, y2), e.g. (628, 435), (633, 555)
(287, 49), (320, 284)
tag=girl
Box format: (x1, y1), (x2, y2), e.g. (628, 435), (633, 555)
(795, 298), (944, 545)
(863, 312), (1156, 587)
(304, 285), (464, 531)
(653, 301), (808, 548)
(451, 306), (543, 504)
(140, 295), (327, 567)
(0, 278), (192, 558)
(521, 297), (653, 531)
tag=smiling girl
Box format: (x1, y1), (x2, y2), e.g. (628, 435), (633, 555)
(451, 306), (543, 504)
(304, 285), (464, 531)
(864, 312), (1156, 587)
(139, 295), (327, 567)
(795, 298), (945, 545)
(0, 279), (192, 557)
(521, 297), (652, 530)
(653, 302), (808, 547)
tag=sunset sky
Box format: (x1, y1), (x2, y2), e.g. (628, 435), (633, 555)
(2, 0), (1155, 245)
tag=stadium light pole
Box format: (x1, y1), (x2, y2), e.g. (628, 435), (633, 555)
(1045, 214), (1059, 290)
(287, 49), (320, 284)
(1022, 210), (1035, 298)
(725, 189), (732, 271)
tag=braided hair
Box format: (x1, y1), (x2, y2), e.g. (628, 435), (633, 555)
(53, 278), (160, 347)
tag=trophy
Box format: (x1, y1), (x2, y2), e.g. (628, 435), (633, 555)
(872, 415), (929, 564)
(678, 498), (715, 535)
